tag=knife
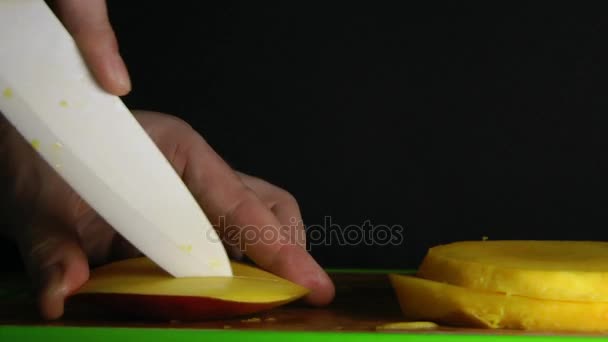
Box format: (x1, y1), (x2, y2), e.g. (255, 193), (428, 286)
(0, 0), (233, 277)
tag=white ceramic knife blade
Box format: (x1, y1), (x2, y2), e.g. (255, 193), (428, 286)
(0, 0), (233, 277)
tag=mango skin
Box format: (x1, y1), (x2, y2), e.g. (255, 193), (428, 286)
(389, 273), (608, 332)
(66, 257), (309, 321)
(417, 240), (608, 302)
(67, 293), (292, 321)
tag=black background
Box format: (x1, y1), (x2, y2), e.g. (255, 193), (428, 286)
(2, 2), (608, 271)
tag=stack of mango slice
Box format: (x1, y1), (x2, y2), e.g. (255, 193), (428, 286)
(389, 240), (608, 332)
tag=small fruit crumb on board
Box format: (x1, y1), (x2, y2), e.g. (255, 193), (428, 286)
(376, 321), (439, 331)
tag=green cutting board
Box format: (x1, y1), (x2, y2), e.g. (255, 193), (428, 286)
(1, 269), (605, 341)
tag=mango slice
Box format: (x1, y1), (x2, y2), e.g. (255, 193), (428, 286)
(417, 240), (608, 302)
(389, 273), (608, 332)
(68, 257), (309, 320)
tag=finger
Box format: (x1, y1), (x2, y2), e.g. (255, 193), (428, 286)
(177, 131), (335, 306)
(52, 0), (131, 95)
(236, 171), (306, 249)
(215, 182), (335, 306)
(15, 216), (89, 320)
(131, 111), (334, 305)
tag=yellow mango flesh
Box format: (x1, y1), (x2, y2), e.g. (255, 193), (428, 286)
(390, 273), (608, 332)
(417, 240), (608, 302)
(75, 257), (309, 303)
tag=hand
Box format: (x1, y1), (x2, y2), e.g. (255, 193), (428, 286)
(49, 0), (131, 95)
(0, 110), (335, 319)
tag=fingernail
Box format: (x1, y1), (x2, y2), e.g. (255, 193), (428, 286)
(40, 264), (66, 299)
(109, 55), (132, 94)
(38, 264), (67, 320)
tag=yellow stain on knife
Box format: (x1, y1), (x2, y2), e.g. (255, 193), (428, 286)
(52, 142), (63, 151)
(2, 88), (13, 99)
(208, 258), (222, 270)
(178, 244), (192, 254)
(30, 139), (41, 151)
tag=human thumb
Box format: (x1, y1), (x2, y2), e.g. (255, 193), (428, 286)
(15, 217), (89, 320)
